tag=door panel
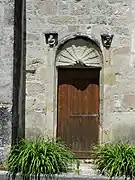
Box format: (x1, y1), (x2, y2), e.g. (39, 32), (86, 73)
(57, 68), (100, 159)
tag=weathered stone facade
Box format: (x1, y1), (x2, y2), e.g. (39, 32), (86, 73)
(0, 0), (14, 161)
(26, 0), (134, 144)
(1, 0), (135, 160)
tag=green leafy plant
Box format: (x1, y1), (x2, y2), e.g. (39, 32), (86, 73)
(93, 142), (135, 179)
(74, 159), (80, 175)
(8, 138), (76, 179)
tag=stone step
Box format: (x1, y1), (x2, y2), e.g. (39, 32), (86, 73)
(0, 171), (130, 180)
(69, 160), (98, 176)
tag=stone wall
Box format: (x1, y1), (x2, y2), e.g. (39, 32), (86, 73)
(0, 0), (14, 161)
(26, 0), (135, 143)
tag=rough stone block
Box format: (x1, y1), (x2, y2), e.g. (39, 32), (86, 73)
(26, 72), (36, 81)
(79, 25), (88, 34)
(0, 0), (13, 4)
(112, 3), (130, 17)
(112, 81), (135, 95)
(34, 94), (47, 112)
(89, 0), (113, 16)
(26, 81), (45, 96)
(78, 15), (107, 25)
(111, 35), (130, 48)
(0, 105), (11, 162)
(70, 0), (90, 15)
(108, 16), (131, 27)
(25, 112), (53, 139)
(111, 49), (130, 69)
(0, 27), (13, 46)
(112, 47), (130, 56)
(104, 71), (116, 86)
(26, 94), (47, 113)
(27, 46), (47, 64)
(108, 0), (130, 5)
(0, 6), (4, 24)
(104, 94), (124, 114)
(0, 0), (13, 162)
(131, 29), (135, 53)
(0, 84), (12, 104)
(112, 123), (135, 144)
(35, 0), (57, 15)
(119, 36), (130, 47)
(27, 14), (47, 34)
(68, 25), (80, 32)
(130, 53), (135, 67)
(112, 26), (129, 36)
(4, 6), (14, 26)
(0, 30), (13, 105)
(103, 113), (135, 144)
(26, 56), (45, 71)
(123, 94), (135, 110)
(91, 24), (113, 40)
(47, 16), (77, 25)
(44, 25), (69, 40)
(27, 33), (40, 42)
(35, 67), (47, 82)
(57, 0), (69, 15)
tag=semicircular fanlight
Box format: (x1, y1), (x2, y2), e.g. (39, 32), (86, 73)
(56, 38), (102, 67)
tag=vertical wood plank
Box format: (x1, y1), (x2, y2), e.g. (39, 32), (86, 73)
(57, 68), (100, 159)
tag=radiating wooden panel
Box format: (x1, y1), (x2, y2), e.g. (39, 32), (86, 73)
(57, 68), (100, 159)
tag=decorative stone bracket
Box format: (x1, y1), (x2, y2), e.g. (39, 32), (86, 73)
(44, 32), (58, 47)
(101, 34), (114, 49)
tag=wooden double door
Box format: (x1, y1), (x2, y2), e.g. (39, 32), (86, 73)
(57, 68), (100, 159)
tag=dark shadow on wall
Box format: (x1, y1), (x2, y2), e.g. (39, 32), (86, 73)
(12, 0), (26, 145)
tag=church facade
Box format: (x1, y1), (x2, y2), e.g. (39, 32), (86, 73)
(0, 0), (135, 159)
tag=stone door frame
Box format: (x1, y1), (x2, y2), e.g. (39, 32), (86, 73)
(45, 34), (104, 142)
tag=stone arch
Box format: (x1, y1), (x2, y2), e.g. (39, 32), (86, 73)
(56, 35), (103, 68)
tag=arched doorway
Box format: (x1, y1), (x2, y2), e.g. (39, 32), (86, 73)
(56, 36), (103, 159)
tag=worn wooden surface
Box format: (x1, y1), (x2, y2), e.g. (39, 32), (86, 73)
(57, 69), (100, 159)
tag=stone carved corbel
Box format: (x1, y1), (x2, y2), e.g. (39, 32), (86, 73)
(101, 34), (114, 49)
(44, 32), (58, 47)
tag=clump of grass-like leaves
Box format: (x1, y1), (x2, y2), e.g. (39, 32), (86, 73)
(93, 142), (135, 179)
(8, 138), (76, 178)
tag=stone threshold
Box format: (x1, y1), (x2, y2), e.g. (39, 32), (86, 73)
(0, 171), (132, 180)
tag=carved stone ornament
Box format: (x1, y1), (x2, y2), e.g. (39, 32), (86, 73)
(101, 34), (114, 49)
(56, 38), (102, 67)
(45, 32), (58, 47)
